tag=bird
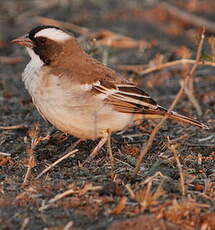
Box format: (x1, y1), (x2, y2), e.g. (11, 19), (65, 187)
(12, 25), (208, 159)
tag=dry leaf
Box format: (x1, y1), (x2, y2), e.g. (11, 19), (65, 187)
(111, 196), (127, 215)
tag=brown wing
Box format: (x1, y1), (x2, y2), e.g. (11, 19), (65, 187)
(92, 80), (208, 129)
(92, 80), (161, 114)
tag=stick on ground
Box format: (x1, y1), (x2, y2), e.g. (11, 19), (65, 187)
(36, 149), (78, 179)
(118, 59), (215, 76)
(167, 136), (185, 196)
(0, 152), (11, 157)
(0, 124), (28, 130)
(133, 28), (206, 175)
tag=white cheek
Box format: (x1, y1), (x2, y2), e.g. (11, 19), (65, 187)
(26, 48), (44, 67)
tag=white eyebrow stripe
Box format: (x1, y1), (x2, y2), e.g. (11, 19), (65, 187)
(35, 28), (71, 41)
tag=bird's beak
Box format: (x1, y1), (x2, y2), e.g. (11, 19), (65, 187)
(11, 34), (33, 48)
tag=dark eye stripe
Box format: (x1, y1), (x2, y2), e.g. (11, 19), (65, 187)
(37, 37), (47, 43)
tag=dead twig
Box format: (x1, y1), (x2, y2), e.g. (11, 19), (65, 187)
(0, 124), (28, 130)
(0, 56), (23, 64)
(63, 221), (74, 230)
(167, 136), (186, 196)
(20, 218), (30, 230)
(40, 183), (102, 211)
(183, 28), (206, 115)
(167, 133), (189, 144)
(36, 149), (78, 179)
(183, 80), (202, 115)
(125, 184), (136, 199)
(140, 171), (165, 185)
(23, 154), (36, 185)
(39, 188), (76, 210)
(139, 180), (153, 211)
(0, 152), (11, 157)
(110, 196), (127, 215)
(133, 28), (206, 175)
(198, 135), (215, 142)
(117, 59), (215, 75)
(160, 2), (215, 34)
(48, 188), (76, 204)
(114, 157), (134, 169)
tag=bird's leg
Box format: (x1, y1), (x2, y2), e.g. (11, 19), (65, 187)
(90, 131), (109, 159)
(84, 131), (109, 163)
(107, 129), (114, 170)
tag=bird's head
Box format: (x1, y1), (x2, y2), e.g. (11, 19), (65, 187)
(12, 25), (73, 65)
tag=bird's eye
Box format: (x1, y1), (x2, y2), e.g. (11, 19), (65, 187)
(37, 37), (47, 44)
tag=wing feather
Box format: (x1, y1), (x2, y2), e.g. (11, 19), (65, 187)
(91, 80), (208, 129)
(92, 80), (159, 114)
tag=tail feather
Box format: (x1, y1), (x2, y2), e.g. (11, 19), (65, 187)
(137, 106), (209, 129)
(168, 111), (209, 129)
(157, 106), (209, 129)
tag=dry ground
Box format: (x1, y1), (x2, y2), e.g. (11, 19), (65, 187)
(0, 0), (215, 229)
